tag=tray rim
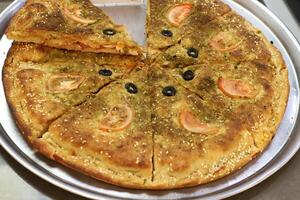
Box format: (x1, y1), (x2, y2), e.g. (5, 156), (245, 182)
(0, 0), (300, 199)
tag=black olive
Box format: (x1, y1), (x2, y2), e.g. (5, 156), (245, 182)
(161, 29), (173, 37)
(162, 86), (176, 96)
(99, 69), (112, 76)
(182, 70), (195, 81)
(187, 47), (199, 58)
(103, 29), (116, 36)
(125, 83), (138, 94)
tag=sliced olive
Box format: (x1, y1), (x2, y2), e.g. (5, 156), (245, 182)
(161, 29), (173, 37)
(187, 47), (198, 58)
(125, 83), (138, 94)
(162, 86), (176, 96)
(103, 28), (116, 36)
(182, 70), (195, 81)
(99, 69), (112, 76)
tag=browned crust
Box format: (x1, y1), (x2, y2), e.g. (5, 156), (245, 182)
(2, 44), (37, 142)
(32, 129), (259, 190)
(35, 139), (256, 190)
(244, 20), (290, 151)
(150, 150), (259, 190)
(32, 138), (153, 189)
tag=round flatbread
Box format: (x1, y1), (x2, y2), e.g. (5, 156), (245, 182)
(3, 0), (289, 189)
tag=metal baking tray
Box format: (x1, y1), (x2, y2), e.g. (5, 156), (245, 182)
(0, 0), (300, 199)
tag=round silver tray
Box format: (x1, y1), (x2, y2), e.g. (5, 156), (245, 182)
(0, 0), (300, 199)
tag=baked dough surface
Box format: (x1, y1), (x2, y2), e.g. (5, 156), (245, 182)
(3, 0), (289, 189)
(6, 0), (142, 55)
(3, 42), (140, 141)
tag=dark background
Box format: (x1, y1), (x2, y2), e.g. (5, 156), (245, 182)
(287, 0), (300, 24)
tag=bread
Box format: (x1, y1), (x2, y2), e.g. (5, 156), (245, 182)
(6, 0), (142, 55)
(2, 0), (289, 189)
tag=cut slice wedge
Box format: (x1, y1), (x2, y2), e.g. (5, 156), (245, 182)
(6, 0), (142, 55)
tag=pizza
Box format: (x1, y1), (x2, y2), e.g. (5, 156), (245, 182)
(2, 0), (289, 190)
(3, 42), (140, 142)
(6, 0), (142, 55)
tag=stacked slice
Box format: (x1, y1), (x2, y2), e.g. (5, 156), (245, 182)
(3, 0), (289, 189)
(6, 0), (142, 55)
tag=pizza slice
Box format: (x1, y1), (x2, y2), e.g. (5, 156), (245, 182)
(156, 11), (273, 67)
(148, 64), (261, 188)
(33, 67), (154, 188)
(147, 0), (231, 57)
(6, 0), (142, 55)
(3, 42), (140, 143)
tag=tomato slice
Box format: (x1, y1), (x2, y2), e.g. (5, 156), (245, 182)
(210, 31), (242, 52)
(179, 110), (218, 134)
(62, 6), (97, 24)
(218, 77), (256, 98)
(167, 4), (193, 26)
(99, 104), (134, 132)
(47, 74), (85, 93)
